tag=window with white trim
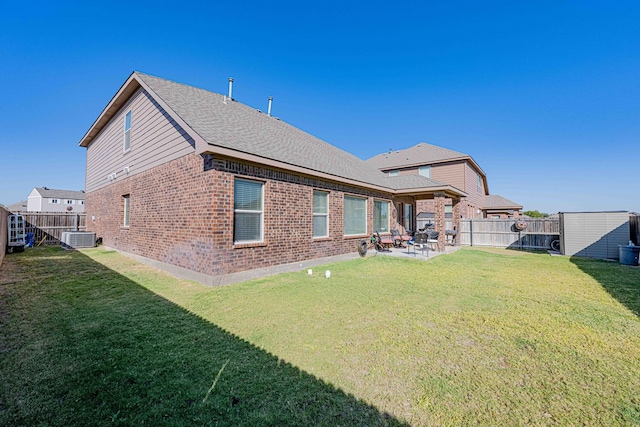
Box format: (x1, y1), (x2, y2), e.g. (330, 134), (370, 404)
(50, 199), (59, 204)
(344, 195), (367, 236)
(419, 166), (431, 178)
(373, 200), (389, 233)
(234, 179), (264, 243)
(123, 195), (130, 227)
(124, 110), (132, 152)
(313, 190), (329, 238)
(388, 170), (399, 177)
(66, 200), (74, 205)
(477, 174), (483, 194)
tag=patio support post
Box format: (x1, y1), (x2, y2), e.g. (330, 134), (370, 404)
(434, 192), (446, 251)
(452, 197), (463, 246)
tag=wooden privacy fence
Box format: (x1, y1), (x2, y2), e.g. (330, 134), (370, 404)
(458, 218), (560, 250)
(13, 212), (87, 245)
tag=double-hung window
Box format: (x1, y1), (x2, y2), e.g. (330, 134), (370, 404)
(124, 110), (132, 152)
(234, 179), (264, 243)
(344, 195), (367, 236)
(373, 200), (389, 233)
(313, 190), (329, 238)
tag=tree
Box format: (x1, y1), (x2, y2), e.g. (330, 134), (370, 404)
(523, 210), (549, 218)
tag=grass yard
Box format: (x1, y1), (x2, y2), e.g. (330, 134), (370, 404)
(1, 247), (639, 426)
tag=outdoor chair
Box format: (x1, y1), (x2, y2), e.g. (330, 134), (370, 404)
(426, 231), (441, 252)
(412, 232), (430, 256)
(375, 231), (394, 252)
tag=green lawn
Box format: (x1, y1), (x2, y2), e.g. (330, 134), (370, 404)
(1, 247), (639, 426)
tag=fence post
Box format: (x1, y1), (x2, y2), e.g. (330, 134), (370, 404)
(470, 219), (474, 247)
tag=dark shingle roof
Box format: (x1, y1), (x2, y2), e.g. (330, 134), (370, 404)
(136, 72), (395, 189)
(34, 187), (85, 200)
(365, 142), (470, 170)
(483, 194), (522, 210)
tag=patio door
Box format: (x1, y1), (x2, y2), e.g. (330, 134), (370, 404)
(397, 203), (414, 233)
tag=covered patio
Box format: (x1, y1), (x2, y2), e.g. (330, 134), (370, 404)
(392, 184), (468, 251)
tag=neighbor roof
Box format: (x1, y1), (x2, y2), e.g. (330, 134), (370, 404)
(32, 187), (85, 200)
(483, 194), (522, 210)
(79, 72), (467, 198)
(6, 200), (27, 212)
(365, 142), (487, 178)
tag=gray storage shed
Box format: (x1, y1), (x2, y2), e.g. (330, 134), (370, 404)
(559, 211), (630, 259)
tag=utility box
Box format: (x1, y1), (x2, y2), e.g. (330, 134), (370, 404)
(559, 211), (630, 259)
(6, 214), (25, 254)
(61, 231), (96, 249)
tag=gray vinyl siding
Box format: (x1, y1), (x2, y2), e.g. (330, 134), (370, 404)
(85, 88), (195, 193)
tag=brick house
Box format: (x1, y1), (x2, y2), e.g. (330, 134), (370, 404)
(79, 72), (466, 284)
(365, 143), (522, 219)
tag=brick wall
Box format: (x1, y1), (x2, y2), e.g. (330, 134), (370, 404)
(86, 153), (398, 279)
(417, 199), (482, 218)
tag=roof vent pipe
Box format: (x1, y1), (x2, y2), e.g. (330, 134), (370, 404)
(267, 96), (273, 116)
(228, 77), (234, 99)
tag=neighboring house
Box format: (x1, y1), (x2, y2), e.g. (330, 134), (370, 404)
(26, 187), (85, 213)
(483, 194), (523, 218)
(6, 200), (27, 212)
(79, 71), (467, 284)
(365, 142), (522, 219)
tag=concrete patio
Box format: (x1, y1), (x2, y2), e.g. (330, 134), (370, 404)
(366, 243), (461, 260)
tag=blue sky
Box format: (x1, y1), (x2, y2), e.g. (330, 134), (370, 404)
(1, 1), (638, 213)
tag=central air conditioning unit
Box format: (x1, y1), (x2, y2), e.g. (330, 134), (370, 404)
(61, 231), (96, 249)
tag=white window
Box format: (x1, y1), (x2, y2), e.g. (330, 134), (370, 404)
(234, 179), (264, 243)
(123, 195), (130, 227)
(344, 196), (367, 236)
(80, 200), (84, 205)
(313, 190), (329, 238)
(124, 110), (132, 152)
(388, 170), (399, 177)
(477, 174), (483, 194)
(50, 199), (59, 204)
(419, 166), (431, 178)
(373, 200), (390, 233)
(66, 200), (74, 205)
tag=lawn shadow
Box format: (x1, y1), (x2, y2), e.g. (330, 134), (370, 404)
(0, 248), (408, 427)
(570, 256), (640, 318)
